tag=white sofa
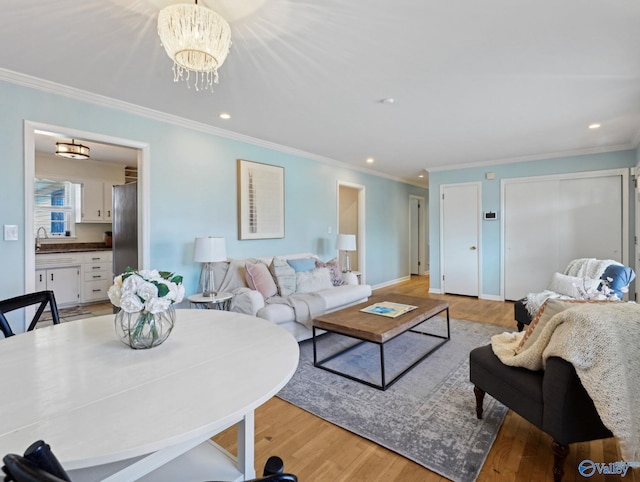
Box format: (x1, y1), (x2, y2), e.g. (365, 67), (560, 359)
(210, 253), (372, 341)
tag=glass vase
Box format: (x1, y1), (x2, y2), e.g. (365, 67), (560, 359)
(114, 305), (175, 349)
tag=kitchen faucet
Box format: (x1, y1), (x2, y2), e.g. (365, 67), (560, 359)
(36, 227), (48, 251)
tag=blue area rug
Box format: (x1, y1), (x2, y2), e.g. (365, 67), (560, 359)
(276, 316), (508, 482)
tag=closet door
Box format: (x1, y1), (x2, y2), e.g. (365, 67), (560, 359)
(558, 176), (622, 268)
(503, 172), (624, 301)
(504, 179), (560, 300)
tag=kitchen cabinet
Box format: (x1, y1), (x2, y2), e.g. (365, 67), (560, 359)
(35, 266), (81, 306)
(81, 181), (118, 223)
(35, 251), (113, 304)
(81, 251), (113, 302)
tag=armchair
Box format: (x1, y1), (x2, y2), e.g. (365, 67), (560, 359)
(470, 344), (612, 481)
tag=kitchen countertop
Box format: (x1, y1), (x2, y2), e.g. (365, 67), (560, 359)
(36, 243), (112, 254)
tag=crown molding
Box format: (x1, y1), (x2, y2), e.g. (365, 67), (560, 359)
(0, 68), (423, 188)
(426, 143), (635, 173)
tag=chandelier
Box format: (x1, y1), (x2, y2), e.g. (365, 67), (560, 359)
(55, 140), (90, 160)
(157, 1), (232, 92)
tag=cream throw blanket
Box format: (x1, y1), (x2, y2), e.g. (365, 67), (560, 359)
(525, 258), (620, 315)
(266, 293), (326, 329)
(491, 303), (640, 461)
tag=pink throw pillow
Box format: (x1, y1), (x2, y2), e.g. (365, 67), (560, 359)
(316, 258), (346, 286)
(245, 262), (278, 299)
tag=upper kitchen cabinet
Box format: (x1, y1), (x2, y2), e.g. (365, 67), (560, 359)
(81, 180), (118, 223)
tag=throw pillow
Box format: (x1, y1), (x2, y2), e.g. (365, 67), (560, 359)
(547, 272), (600, 298)
(295, 268), (333, 293)
(316, 258), (346, 286)
(244, 262), (278, 300)
(269, 256), (296, 296)
(600, 264), (636, 298)
(516, 298), (608, 354)
(287, 257), (317, 273)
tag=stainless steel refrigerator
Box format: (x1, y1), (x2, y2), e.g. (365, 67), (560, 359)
(112, 182), (138, 276)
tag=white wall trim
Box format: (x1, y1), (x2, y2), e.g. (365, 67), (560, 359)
(372, 276), (411, 291)
(1, 68), (423, 188)
(427, 144), (634, 173)
(500, 167), (630, 301)
(428, 287), (443, 294)
(480, 294), (502, 302)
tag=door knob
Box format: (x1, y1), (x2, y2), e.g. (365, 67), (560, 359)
(470, 246), (477, 250)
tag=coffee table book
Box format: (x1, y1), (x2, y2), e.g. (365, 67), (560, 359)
(360, 301), (418, 318)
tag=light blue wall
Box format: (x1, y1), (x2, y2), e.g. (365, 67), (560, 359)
(429, 150), (637, 298)
(0, 80), (427, 301)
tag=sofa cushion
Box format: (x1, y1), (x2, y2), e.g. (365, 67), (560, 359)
(295, 268), (333, 293)
(318, 283), (372, 310)
(245, 262), (278, 299)
(287, 257), (317, 272)
(316, 258), (346, 286)
(269, 256), (296, 296)
(256, 303), (294, 325)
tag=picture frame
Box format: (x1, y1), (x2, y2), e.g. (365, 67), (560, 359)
(237, 159), (285, 240)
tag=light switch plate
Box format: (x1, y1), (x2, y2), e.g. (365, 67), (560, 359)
(4, 225), (18, 241)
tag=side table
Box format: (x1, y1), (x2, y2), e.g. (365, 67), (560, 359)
(188, 292), (233, 311)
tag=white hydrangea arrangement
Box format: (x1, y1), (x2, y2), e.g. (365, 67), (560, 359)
(108, 268), (185, 314)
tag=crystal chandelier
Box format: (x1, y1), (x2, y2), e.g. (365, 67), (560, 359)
(157, 1), (231, 92)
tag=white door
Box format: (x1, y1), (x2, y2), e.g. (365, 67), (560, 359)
(504, 172), (624, 301)
(504, 179), (560, 300)
(442, 183), (480, 296)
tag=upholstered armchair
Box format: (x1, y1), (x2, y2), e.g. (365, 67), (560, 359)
(470, 345), (612, 481)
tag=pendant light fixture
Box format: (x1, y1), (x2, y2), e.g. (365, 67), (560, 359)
(55, 139), (90, 160)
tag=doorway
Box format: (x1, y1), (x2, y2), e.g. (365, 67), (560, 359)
(24, 121), (150, 297)
(409, 195), (427, 275)
(337, 182), (365, 281)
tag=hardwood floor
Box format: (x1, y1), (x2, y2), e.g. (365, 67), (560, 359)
(213, 275), (633, 481)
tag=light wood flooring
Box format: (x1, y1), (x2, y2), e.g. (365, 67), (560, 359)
(212, 275), (635, 482)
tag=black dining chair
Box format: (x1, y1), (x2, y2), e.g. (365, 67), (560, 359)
(0, 291), (61, 338)
(2, 441), (297, 482)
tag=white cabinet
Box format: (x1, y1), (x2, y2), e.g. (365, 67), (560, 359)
(36, 251), (113, 304)
(81, 181), (118, 223)
(35, 253), (82, 306)
(81, 251), (113, 302)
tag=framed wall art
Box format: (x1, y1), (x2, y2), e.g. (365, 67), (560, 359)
(237, 159), (285, 240)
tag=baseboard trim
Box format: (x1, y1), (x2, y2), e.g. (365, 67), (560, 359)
(372, 276), (411, 291)
(480, 294), (503, 301)
(428, 287), (443, 294)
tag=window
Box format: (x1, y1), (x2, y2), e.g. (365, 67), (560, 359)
(34, 179), (81, 238)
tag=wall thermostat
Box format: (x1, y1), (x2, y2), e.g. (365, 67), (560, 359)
(483, 211), (497, 220)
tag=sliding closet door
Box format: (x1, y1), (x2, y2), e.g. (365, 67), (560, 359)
(503, 171), (624, 301)
(504, 179), (560, 300)
(558, 176), (622, 268)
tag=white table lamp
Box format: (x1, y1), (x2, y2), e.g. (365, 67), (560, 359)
(193, 237), (227, 297)
(337, 234), (356, 272)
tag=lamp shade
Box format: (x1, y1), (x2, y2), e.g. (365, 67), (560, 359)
(337, 234), (356, 251)
(193, 237), (227, 262)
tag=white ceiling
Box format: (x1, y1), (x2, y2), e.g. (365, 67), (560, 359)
(5, 0), (640, 186)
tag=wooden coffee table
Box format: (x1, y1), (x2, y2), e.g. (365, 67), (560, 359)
(312, 295), (450, 390)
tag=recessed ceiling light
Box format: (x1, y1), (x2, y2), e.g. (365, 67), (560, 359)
(418, 174), (424, 178)
(220, 113), (231, 120)
(380, 98), (394, 104)
(588, 123), (601, 129)
(366, 158), (374, 164)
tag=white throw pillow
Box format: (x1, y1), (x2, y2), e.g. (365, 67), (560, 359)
(547, 272), (600, 298)
(295, 268), (333, 294)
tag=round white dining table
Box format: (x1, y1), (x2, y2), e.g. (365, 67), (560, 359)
(0, 309), (299, 481)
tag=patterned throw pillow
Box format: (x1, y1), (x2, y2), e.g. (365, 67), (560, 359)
(316, 258), (346, 286)
(515, 298), (610, 354)
(269, 257), (296, 296)
(286, 257), (317, 272)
